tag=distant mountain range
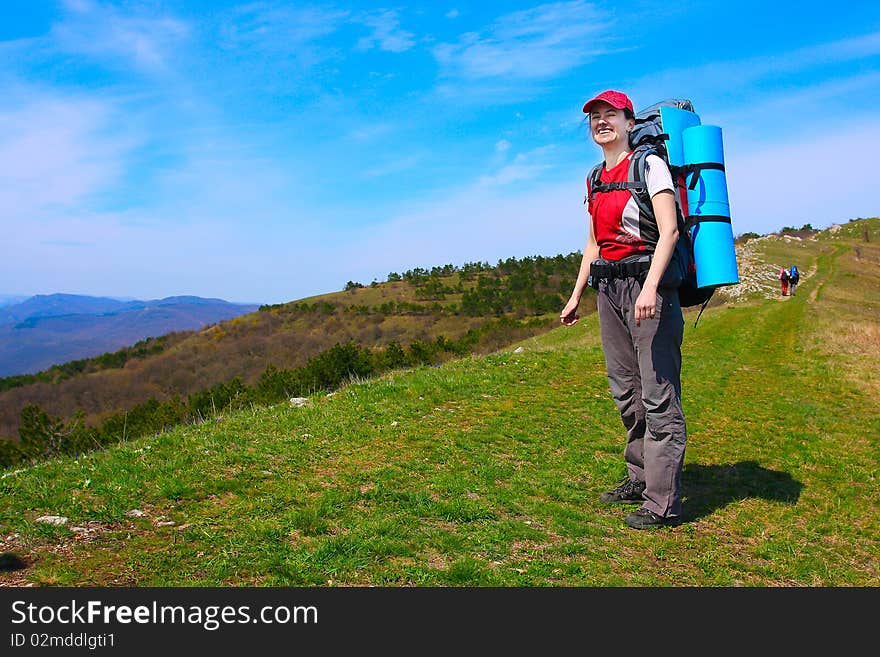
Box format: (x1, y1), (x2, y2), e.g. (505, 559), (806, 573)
(0, 294), (260, 376)
(0, 294), (29, 308)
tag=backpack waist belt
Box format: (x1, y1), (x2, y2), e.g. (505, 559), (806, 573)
(588, 256), (652, 289)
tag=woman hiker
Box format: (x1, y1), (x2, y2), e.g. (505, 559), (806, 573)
(778, 267), (790, 296)
(560, 90), (686, 529)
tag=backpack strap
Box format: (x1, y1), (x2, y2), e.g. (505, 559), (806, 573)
(585, 162), (603, 206)
(633, 132), (670, 148)
(627, 146), (655, 219)
(632, 145), (694, 238)
(693, 295), (712, 329)
(586, 164), (649, 201)
(585, 150), (654, 208)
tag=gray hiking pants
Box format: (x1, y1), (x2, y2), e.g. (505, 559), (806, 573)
(597, 277), (687, 518)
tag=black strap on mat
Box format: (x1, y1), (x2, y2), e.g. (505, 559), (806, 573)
(682, 162), (726, 189)
(685, 214), (731, 230)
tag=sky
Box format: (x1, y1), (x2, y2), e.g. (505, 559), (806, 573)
(2, 1), (879, 304)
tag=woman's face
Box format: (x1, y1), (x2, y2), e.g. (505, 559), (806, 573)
(589, 101), (633, 148)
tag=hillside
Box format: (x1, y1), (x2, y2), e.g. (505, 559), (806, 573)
(0, 295), (260, 377)
(0, 257), (580, 441)
(1, 218), (877, 586)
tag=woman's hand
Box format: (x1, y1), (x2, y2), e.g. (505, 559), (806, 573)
(560, 297), (580, 326)
(634, 283), (658, 326)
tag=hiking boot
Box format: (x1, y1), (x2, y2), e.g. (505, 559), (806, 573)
(599, 478), (645, 504)
(624, 508), (681, 530)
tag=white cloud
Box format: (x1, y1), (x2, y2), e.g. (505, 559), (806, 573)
(349, 123), (394, 142)
(479, 145), (557, 187)
(495, 139), (511, 153)
(630, 30), (880, 110)
(710, 70), (880, 130)
(363, 154), (423, 179)
(149, 151), (299, 222)
(0, 96), (133, 219)
(355, 10), (415, 53)
(218, 4), (349, 51)
(52, 0), (189, 73)
(432, 1), (613, 80)
(823, 30), (880, 59)
(479, 161), (547, 187)
(61, 0), (95, 14)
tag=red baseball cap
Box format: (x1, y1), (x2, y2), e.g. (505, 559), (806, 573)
(582, 90), (634, 115)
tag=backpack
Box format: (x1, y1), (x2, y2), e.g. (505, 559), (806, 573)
(790, 265), (799, 280)
(587, 99), (714, 320)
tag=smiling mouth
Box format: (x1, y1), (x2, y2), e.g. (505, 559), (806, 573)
(596, 127), (613, 135)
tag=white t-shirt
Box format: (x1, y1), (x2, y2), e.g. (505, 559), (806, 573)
(645, 154), (674, 198)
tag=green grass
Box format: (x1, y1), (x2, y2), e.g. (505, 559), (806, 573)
(1, 221), (878, 586)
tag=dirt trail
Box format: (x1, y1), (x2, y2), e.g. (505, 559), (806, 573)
(809, 245), (843, 303)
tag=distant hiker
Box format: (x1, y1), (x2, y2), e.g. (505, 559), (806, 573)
(778, 267), (790, 296)
(560, 90), (685, 530)
(789, 264), (800, 296)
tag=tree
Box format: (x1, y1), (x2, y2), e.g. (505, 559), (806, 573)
(379, 341), (409, 369)
(0, 436), (24, 468)
(18, 404), (66, 461)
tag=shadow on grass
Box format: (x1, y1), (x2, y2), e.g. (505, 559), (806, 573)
(681, 461), (802, 523)
(0, 552), (28, 571)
